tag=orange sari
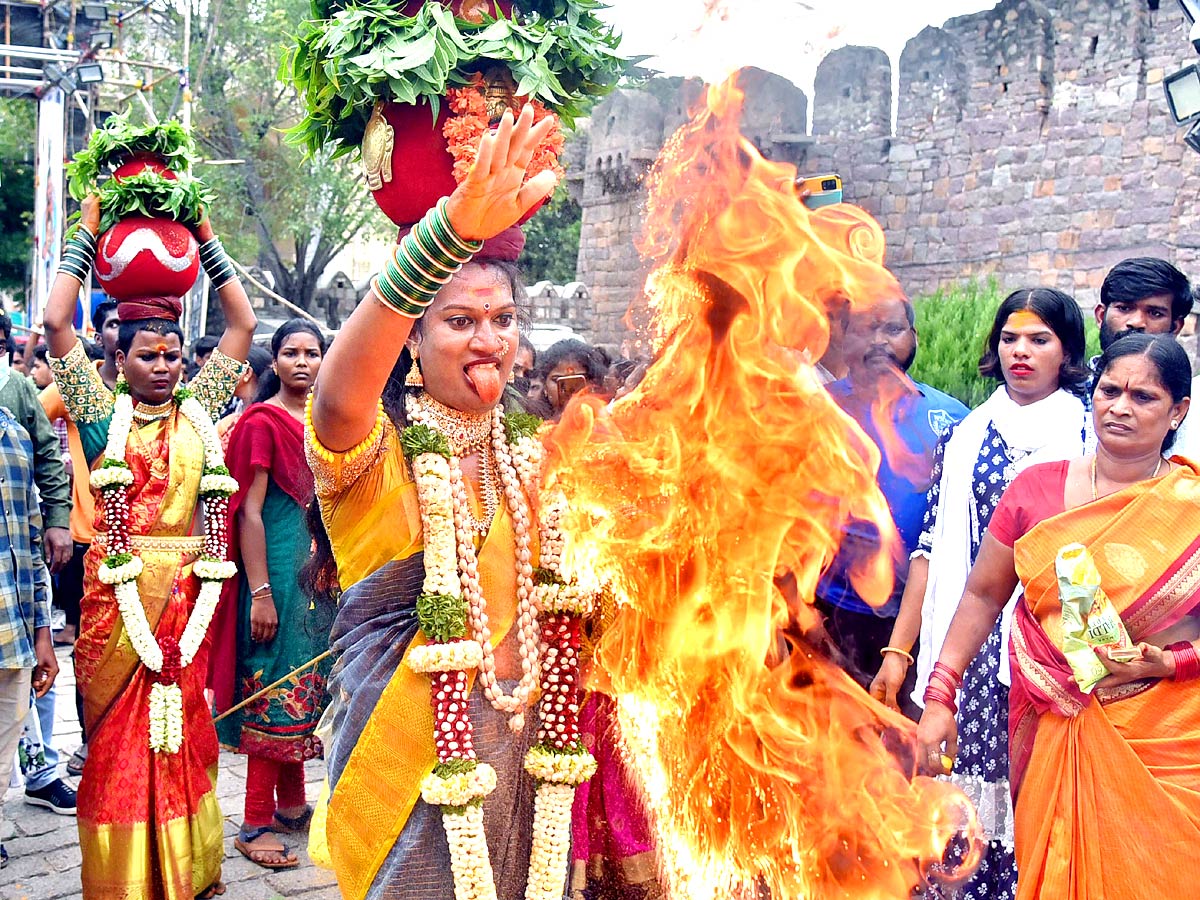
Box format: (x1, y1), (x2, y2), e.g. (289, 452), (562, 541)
(74, 413), (224, 900)
(1008, 462), (1200, 900)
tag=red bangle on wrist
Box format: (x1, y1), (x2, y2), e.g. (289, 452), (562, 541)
(923, 683), (958, 716)
(1167, 641), (1200, 681)
(932, 661), (963, 688)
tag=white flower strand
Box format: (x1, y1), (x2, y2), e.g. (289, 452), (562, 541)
(419, 763), (498, 807)
(443, 805), (498, 900)
(524, 783), (576, 900)
(97, 386), (237, 754)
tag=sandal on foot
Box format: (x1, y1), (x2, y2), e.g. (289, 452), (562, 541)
(235, 826), (299, 870)
(196, 880), (226, 898)
(272, 804), (314, 834)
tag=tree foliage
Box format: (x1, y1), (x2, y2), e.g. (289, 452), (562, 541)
(0, 98), (35, 298)
(519, 182), (580, 285)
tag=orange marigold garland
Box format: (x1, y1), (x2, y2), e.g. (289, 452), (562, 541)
(443, 78), (565, 186)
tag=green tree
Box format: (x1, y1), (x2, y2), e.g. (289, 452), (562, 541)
(0, 98), (35, 299)
(519, 182), (581, 285)
(191, 0), (388, 319)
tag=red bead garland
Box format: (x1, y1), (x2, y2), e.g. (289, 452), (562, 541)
(153, 636), (182, 686)
(535, 612), (583, 750)
(430, 655), (477, 763)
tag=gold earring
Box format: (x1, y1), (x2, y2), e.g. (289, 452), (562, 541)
(405, 357), (423, 388)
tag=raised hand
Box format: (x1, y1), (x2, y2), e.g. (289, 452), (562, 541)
(81, 194), (101, 237)
(444, 104), (559, 242)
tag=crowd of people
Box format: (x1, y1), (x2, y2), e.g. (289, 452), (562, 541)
(0, 107), (1195, 900)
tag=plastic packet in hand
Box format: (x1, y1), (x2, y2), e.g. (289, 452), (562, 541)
(1056, 543), (1139, 694)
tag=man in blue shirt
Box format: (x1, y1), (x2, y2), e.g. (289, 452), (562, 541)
(816, 297), (967, 718)
(0, 405), (59, 864)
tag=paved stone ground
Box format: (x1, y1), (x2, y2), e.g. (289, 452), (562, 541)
(0, 647), (341, 900)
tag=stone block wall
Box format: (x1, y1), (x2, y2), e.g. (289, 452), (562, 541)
(575, 0), (1200, 348)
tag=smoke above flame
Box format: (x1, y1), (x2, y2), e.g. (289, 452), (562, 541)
(544, 74), (980, 897)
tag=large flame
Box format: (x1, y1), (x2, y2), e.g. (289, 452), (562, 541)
(544, 74), (980, 898)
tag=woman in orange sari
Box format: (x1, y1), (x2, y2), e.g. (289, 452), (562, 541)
(916, 332), (1199, 899)
(43, 196), (256, 899)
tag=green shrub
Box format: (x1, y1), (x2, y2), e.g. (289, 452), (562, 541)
(908, 280), (1100, 408)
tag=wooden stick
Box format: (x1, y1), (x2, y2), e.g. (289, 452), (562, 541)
(211, 648), (335, 724)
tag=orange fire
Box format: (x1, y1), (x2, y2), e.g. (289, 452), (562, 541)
(544, 74), (980, 897)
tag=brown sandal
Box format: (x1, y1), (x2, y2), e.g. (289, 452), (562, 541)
(234, 826), (299, 870)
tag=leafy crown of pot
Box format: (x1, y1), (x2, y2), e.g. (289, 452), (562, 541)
(283, 0), (625, 158)
(66, 112), (198, 200)
(93, 171), (215, 235)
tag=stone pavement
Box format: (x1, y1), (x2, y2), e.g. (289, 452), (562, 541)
(0, 647), (341, 900)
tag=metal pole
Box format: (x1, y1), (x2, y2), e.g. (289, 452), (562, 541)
(180, 1), (191, 129)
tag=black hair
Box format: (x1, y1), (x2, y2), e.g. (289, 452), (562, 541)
(82, 338), (104, 361)
(244, 344), (273, 378)
(1100, 258), (1193, 324)
(518, 333), (536, 360)
(91, 300), (118, 335)
(298, 498), (341, 610)
(117, 319), (185, 355)
(1093, 332), (1191, 452)
(978, 288), (1089, 396)
(0, 309), (10, 356)
(32, 344), (49, 364)
(253, 318), (327, 403)
(536, 339), (607, 387)
(192, 334), (219, 359)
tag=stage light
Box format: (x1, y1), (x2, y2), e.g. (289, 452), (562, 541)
(1165, 64), (1200, 123)
(75, 63), (104, 85)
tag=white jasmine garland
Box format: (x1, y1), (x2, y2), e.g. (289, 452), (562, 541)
(419, 763), (498, 806)
(523, 746), (598, 785)
(407, 640), (485, 674)
(100, 384), (237, 755)
(404, 399), (593, 900)
(524, 783), (576, 900)
(199, 473), (239, 496)
(148, 682), (184, 753)
(98, 555), (144, 585)
(443, 805), (498, 900)
(90, 464), (134, 491)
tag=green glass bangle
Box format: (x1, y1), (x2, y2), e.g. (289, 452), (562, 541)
(411, 218), (462, 270)
(372, 276), (429, 319)
(373, 267), (413, 308)
(391, 245), (446, 295)
(397, 232), (455, 284)
(432, 198), (482, 257)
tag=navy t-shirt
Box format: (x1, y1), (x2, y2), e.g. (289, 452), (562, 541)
(818, 378), (969, 615)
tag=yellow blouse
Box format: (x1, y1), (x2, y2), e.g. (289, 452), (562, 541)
(305, 403), (424, 590)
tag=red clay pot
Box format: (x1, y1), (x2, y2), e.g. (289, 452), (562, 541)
(111, 152), (179, 182)
(94, 216), (200, 301)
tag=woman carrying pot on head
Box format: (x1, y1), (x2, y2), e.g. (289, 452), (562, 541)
(868, 288), (1092, 900)
(307, 107), (597, 900)
(213, 318), (334, 870)
(916, 333), (1200, 898)
(43, 196), (256, 900)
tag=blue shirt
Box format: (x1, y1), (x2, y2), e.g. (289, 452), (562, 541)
(818, 378), (968, 615)
(0, 405), (52, 669)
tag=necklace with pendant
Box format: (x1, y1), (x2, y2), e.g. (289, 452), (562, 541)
(131, 415), (171, 480)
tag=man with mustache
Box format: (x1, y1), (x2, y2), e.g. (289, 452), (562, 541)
(815, 297), (967, 718)
(1094, 257), (1191, 356)
(1091, 258), (1200, 460)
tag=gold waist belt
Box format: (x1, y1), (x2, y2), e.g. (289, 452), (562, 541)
(96, 533), (205, 556)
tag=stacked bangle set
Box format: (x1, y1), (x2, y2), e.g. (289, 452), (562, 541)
(1168, 641), (1200, 681)
(58, 228), (98, 285)
(923, 661), (962, 715)
(198, 237), (237, 290)
(372, 198), (483, 319)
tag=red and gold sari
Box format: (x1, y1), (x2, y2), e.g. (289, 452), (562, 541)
(1008, 462), (1200, 899)
(74, 413), (224, 899)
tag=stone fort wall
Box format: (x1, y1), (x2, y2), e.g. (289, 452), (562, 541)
(573, 0), (1200, 348)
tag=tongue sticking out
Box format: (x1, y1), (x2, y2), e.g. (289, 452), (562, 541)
(465, 363), (504, 405)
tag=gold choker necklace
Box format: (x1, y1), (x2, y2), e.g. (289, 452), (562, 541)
(408, 392), (491, 455)
(133, 398), (176, 423)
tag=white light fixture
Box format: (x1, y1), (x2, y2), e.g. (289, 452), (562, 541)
(75, 63), (104, 85)
(1185, 120), (1200, 154)
(81, 3), (109, 22)
(90, 30), (114, 50)
(1165, 64), (1200, 124)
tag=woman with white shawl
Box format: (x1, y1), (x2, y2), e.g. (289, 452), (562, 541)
(870, 289), (1092, 900)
